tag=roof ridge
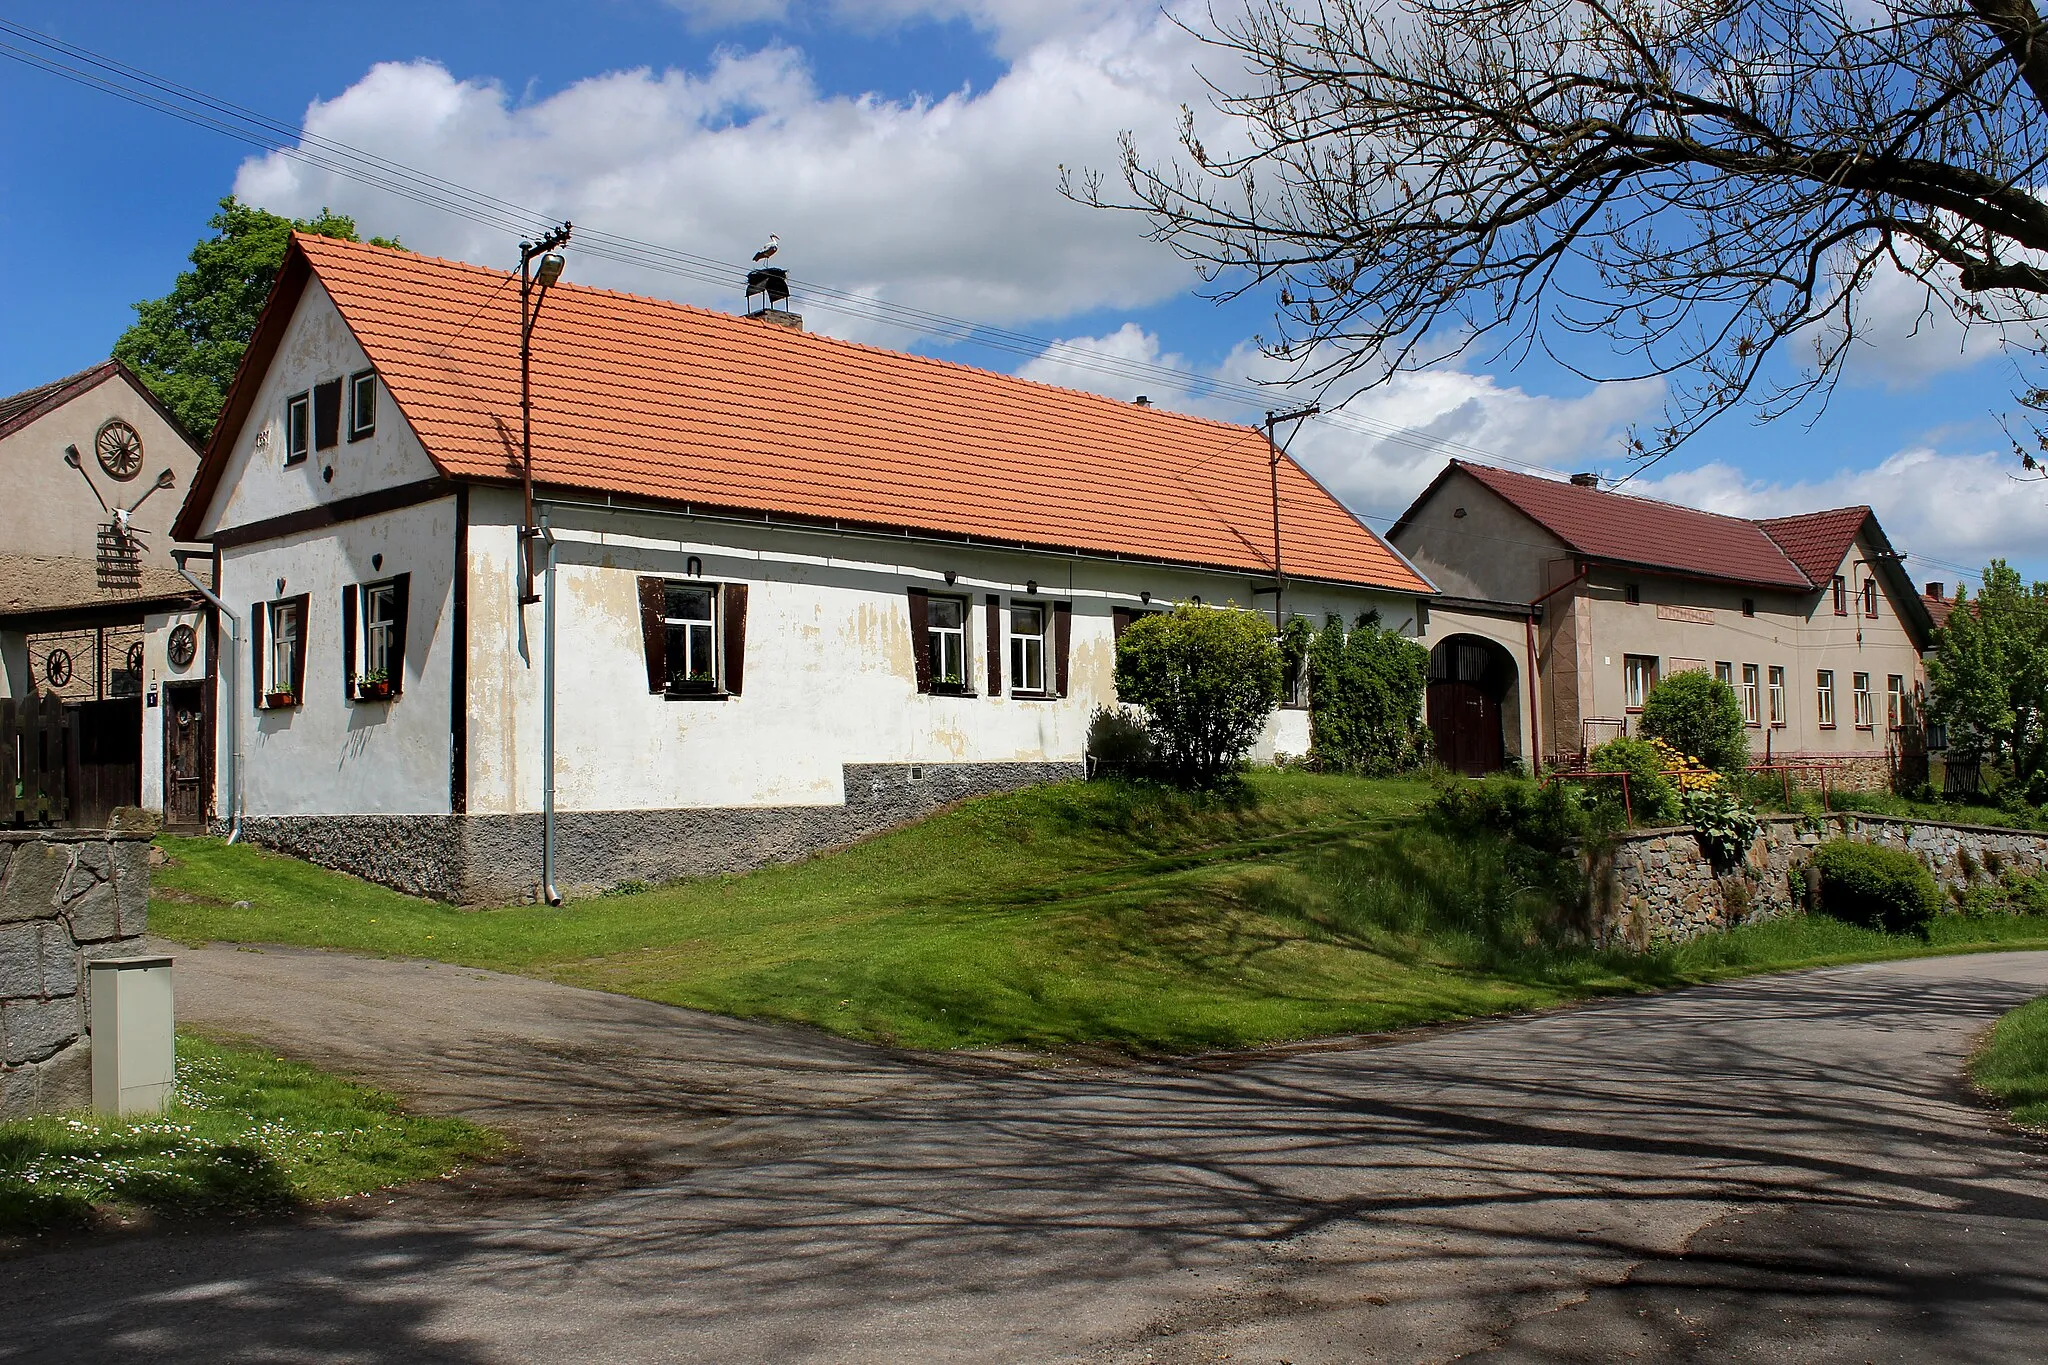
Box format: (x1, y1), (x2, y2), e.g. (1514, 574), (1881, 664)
(294, 232), (1273, 445)
(1455, 459), (1795, 533)
(1756, 504), (1872, 525)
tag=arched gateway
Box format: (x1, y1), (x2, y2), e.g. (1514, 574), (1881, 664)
(1427, 635), (1519, 775)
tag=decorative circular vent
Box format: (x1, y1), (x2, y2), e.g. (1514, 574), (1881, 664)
(44, 648), (73, 687)
(168, 623), (197, 669)
(95, 418), (144, 481)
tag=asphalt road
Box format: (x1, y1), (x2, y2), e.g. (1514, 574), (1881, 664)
(3, 945), (2046, 1363)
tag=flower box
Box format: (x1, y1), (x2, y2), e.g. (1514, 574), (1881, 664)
(356, 678), (393, 701)
(264, 690), (297, 708)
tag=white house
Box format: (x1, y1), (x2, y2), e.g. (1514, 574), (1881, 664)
(168, 234), (1434, 902)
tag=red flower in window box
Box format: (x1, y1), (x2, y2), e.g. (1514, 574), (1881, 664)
(264, 689), (298, 708)
(355, 670), (392, 701)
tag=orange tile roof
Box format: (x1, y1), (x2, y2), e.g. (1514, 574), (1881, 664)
(189, 233), (1430, 593)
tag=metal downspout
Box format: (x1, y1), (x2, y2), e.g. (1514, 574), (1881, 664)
(540, 511), (561, 906)
(174, 563), (243, 843)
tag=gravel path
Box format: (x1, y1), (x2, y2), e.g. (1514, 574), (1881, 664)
(2, 943), (2045, 1363)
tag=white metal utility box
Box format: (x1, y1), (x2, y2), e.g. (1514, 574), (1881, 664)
(89, 956), (176, 1116)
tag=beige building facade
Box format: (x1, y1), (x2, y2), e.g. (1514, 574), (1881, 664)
(1392, 462), (1935, 784)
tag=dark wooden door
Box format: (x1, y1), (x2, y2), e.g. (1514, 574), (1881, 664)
(163, 683), (206, 830)
(68, 698), (140, 828)
(1428, 679), (1505, 776)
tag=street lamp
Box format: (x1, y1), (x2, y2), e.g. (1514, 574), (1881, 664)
(520, 222), (573, 606)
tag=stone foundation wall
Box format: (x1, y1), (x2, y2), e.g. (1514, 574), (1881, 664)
(1594, 813), (2048, 949)
(0, 820), (154, 1121)
(231, 760), (1087, 904)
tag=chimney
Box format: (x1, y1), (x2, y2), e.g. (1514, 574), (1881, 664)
(1926, 581), (1945, 601)
(744, 267), (803, 331)
(1133, 395), (1151, 407)
(1569, 472), (1599, 487)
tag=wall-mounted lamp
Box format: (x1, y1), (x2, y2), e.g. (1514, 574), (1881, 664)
(944, 569), (958, 585)
(371, 554), (383, 571)
(1026, 579), (1038, 596)
(275, 578), (287, 595)
(1139, 590), (1151, 604)
(687, 555), (703, 577)
(1189, 594), (1203, 605)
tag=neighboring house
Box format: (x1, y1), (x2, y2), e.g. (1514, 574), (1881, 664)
(0, 360), (204, 827)
(167, 233), (1433, 902)
(1388, 461), (1935, 785)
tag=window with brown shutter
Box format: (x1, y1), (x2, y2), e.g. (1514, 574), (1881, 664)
(637, 576), (747, 698)
(313, 378), (343, 451)
(250, 600), (265, 697)
(341, 584), (357, 701)
(1112, 606), (1133, 640)
(344, 575), (410, 700)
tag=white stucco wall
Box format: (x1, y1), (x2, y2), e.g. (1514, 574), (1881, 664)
(191, 277), (438, 539)
(462, 490), (1419, 816)
(213, 496), (460, 817)
(138, 607), (209, 813)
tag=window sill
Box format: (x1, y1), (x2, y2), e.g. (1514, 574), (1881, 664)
(1855, 724), (1874, 732)
(1010, 690), (1059, 701)
(928, 687), (979, 698)
(1818, 723), (1837, 730)
(664, 689), (731, 702)
(349, 693), (399, 705)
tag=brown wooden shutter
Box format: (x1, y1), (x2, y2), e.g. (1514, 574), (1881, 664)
(250, 602), (265, 698)
(1053, 601), (1072, 697)
(1112, 606), (1133, 640)
(341, 584), (358, 700)
(287, 593), (310, 699)
(313, 379), (342, 450)
(389, 572), (411, 696)
(636, 576), (667, 694)
(907, 587), (932, 693)
(722, 583), (748, 696)
(985, 595), (1002, 696)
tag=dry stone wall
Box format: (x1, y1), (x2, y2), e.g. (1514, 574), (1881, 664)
(1593, 813), (2048, 949)
(0, 820), (154, 1121)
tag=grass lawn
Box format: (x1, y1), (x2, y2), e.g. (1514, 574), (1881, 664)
(1974, 995), (2048, 1131)
(0, 1034), (501, 1234)
(152, 773), (2048, 1054)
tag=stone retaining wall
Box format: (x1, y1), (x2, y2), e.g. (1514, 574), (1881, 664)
(0, 818), (154, 1121)
(1593, 813), (2048, 949)
(232, 760), (1087, 904)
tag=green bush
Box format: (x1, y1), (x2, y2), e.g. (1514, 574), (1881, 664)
(1587, 736), (1679, 824)
(1678, 786), (1760, 866)
(1307, 612), (1430, 774)
(1639, 670), (1750, 772)
(1811, 839), (1942, 934)
(1115, 605), (1283, 786)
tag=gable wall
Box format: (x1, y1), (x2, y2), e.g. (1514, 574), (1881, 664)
(193, 278), (438, 538)
(1389, 470), (1567, 604)
(0, 373), (199, 565)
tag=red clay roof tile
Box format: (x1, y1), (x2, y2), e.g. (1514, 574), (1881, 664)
(1449, 462), (1815, 590)
(1756, 507), (1872, 588)
(280, 234), (1429, 593)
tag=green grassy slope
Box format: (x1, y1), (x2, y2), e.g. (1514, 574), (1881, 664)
(152, 774), (2048, 1053)
(1975, 995), (2048, 1131)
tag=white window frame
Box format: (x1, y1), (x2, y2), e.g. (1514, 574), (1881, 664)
(1623, 654), (1658, 711)
(285, 392), (310, 465)
(361, 581), (396, 679)
(269, 600), (299, 698)
(1740, 664), (1760, 727)
(1863, 578), (1879, 619)
(926, 595), (969, 690)
(1768, 666), (1786, 727)
(347, 369), (376, 441)
(1817, 669), (1836, 728)
(1009, 602), (1047, 695)
(663, 583), (720, 693)
(1853, 672), (1873, 729)
(1887, 675), (1907, 729)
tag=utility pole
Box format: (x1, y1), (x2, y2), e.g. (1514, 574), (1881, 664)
(1264, 404), (1319, 630)
(520, 222), (573, 606)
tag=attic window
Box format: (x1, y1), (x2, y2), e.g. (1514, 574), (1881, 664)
(285, 393), (310, 466)
(1623, 583), (1641, 605)
(348, 370), (376, 441)
(1742, 598), (1756, 618)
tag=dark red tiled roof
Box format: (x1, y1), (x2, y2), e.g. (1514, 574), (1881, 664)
(1449, 462), (1814, 589)
(1756, 507), (1871, 587)
(0, 361), (118, 439)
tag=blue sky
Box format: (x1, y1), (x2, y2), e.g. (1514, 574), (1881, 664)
(3, 0), (2042, 581)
